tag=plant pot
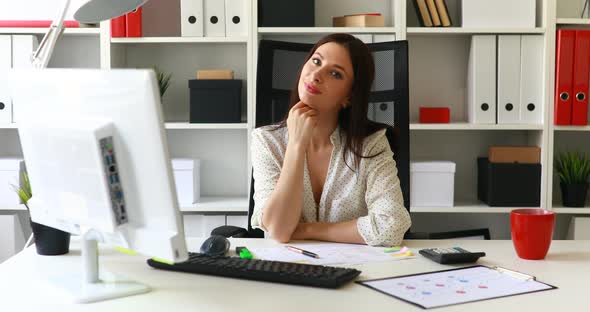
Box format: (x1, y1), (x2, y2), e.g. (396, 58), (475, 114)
(560, 182), (589, 207)
(30, 221), (70, 255)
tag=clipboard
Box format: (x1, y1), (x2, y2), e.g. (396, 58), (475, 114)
(356, 265), (557, 309)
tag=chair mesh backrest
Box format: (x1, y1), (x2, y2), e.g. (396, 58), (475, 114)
(249, 39), (409, 236)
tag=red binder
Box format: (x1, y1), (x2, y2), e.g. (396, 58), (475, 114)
(110, 15), (126, 38)
(126, 7), (142, 37)
(573, 30), (590, 125)
(555, 29), (575, 125)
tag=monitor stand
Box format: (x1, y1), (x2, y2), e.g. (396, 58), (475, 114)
(47, 229), (150, 303)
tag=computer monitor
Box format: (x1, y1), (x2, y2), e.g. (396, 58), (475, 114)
(7, 68), (189, 303)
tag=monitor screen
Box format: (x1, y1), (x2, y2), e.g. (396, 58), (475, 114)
(7, 68), (188, 302)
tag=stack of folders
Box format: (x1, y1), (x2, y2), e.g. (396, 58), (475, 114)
(110, 7), (143, 38)
(0, 34), (38, 124)
(555, 29), (590, 126)
(413, 0), (452, 27)
(467, 35), (543, 125)
(181, 0), (247, 37)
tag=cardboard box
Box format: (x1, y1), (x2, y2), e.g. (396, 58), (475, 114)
(196, 69), (234, 80)
(488, 146), (541, 164)
(333, 15), (385, 27)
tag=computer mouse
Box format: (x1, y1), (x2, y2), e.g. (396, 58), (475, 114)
(200, 235), (230, 256)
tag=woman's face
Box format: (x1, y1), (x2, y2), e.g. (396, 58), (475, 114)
(297, 42), (354, 113)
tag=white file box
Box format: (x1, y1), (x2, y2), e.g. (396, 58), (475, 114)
(520, 35), (544, 124)
(468, 35), (497, 124)
(225, 0), (247, 37)
(204, 0), (226, 37)
(11, 35), (38, 69)
(0, 35), (11, 69)
(181, 0), (204, 37)
(497, 35), (521, 124)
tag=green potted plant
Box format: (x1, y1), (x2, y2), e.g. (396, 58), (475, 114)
(153, 66), (172, 100)
(555, 151), (590, 207)
(11, 171), (70, 255)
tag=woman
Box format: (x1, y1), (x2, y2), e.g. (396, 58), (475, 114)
(250, 33), (411, 247)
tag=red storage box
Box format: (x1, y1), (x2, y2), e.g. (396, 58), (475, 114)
(419, 107), (450, 123)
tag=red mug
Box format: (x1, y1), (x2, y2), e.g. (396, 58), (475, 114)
(510, 209), (555, 260)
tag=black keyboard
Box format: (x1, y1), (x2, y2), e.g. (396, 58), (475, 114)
(147, 252), (361, 289)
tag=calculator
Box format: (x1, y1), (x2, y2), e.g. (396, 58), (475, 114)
(419, 247), (486, 264)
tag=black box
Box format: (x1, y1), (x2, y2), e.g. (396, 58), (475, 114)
(189, 80), (241, 123)
(258, 0), (315, 27)
(477, 157), (541, 207)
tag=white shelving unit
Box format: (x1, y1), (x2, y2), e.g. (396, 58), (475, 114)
(0, 27), (100, 35)
(258, 27), (395, 34)
(111, 37), (248, 44)
(180, 196), (249, 213)
(410, 123), (544, 130)
(407, 27), (545, 34)
(3, 0), (590, 242)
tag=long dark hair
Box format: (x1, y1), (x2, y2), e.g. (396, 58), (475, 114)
(274, 33), (387, 171)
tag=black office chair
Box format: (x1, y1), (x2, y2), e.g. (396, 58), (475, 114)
(211, 38), (489, 240)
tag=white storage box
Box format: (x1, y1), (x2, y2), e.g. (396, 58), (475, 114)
(172, 159), (200, 206)
(462, 0), (536, 28)
(0, 158), (23, 207)
(410, 161), (456, 207)
(566, 217), (590, 240)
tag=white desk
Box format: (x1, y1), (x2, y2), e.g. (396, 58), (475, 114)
(0, 238), (588, 311)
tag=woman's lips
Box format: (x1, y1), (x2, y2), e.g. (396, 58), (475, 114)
(304, 82), (321, 95)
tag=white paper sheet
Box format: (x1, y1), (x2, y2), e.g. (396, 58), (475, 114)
(358, 266), (555, 309)
(249, 243), (415, 266)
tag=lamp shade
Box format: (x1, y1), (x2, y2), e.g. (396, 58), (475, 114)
(74, 0), (148, 23)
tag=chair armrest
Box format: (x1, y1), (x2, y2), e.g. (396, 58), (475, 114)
(403, 231), (430, 240)
(211, 225), (249, 238)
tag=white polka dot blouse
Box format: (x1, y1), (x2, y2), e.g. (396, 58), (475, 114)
(250, 125), (411, 247)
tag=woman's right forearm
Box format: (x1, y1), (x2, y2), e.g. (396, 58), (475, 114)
(261, 142), (306, 242)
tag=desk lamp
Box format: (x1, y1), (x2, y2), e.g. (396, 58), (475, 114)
(31, 0), (148, 68)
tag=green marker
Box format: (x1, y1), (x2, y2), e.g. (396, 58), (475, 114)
(236, 246), (253, 259)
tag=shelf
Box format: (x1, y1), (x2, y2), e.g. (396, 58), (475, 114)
(258, 27), (395, 35)
(411, 203), (519, 213)
(180, 196), (248, 213)
(407, 27), (545, 34)
(410, 123), (544, 130)
(0, 124), (17, 129)
(556, 18), (590, 25)
(111, 37), (248, 44)
(2, 123), (248, 130)
(553, 126), (590, 131)
(0, 205), (27, 211)
(165, 122), (248, 130)
(0, 27), (100, 35)
(552, 207), (590, 214)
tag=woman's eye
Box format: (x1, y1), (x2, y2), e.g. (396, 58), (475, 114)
(331, 71), (343, 79)
(312, 58), (321, 65)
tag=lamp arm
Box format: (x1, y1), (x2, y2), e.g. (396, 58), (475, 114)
(31, 0), (71, 69)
